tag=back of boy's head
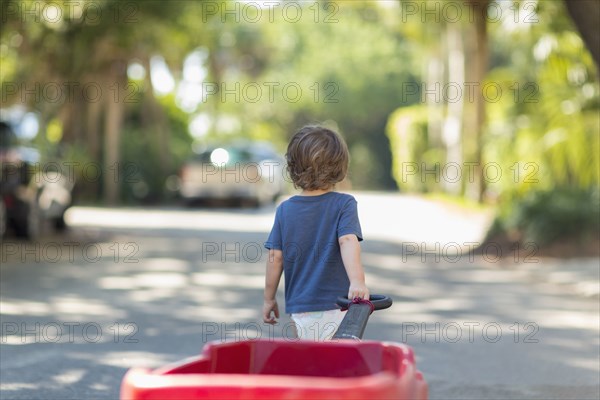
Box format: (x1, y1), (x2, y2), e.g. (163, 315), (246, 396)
(286, 125), (349, 191)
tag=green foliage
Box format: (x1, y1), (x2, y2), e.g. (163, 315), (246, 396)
(195, 2), (415, 189)
(386, 105), (442, 192)
(119, 94), (193, 204)
(3, 0), (599, 240)
(483, 1), (600, 245)
(385, 0), (599, 246)
(494, 187), (600, 245)
(158, 94), (195, 166)
(484, 28), (599, 196)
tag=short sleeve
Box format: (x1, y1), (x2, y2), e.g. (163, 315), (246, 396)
(337, 197), (363, 241)
(264, 206), (283, 250)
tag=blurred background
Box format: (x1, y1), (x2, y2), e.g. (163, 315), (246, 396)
(1, 0), (598, 250)
(1, 1), (599, 399)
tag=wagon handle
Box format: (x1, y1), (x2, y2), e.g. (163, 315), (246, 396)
(335, 294), (393, 311)
(332, 294), (393, 340)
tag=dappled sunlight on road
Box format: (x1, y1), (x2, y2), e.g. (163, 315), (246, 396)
(354, 192), (493, 245)
(64, 191), (495, 246)
(566, 357), (600, 373)
(2, 296), (127, 320)
(357, 242), (599, 392)
(191, 272), (264, 289)
(65, 206), (276, 234)
(1, 301), (53, 316)
(1, 195), (598, 399)
(101, 273), (188, 290)
(527, 309), (599, 330)
(0, 383), (40, 392)
(51, 369), (86, 385)
(70, 351), (175, 369)
(52, 296), (126, 318)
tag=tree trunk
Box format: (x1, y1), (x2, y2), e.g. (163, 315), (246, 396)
(103, 61), (127, 205)
(425, 32), (444, 151)
(59, 95), (83, 144)
(208, 48), (224, 137)
(142, 57), (170, 180)
(442, 22), (464, 195)
(464, 0), (489, 202)
(86, 81), (102, 163)
(564, 0), (600, 71)
(85, 80), (103, 200)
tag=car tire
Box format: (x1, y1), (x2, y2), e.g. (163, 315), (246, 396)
(14, 197), (43, 240)
(53, 213), (67, 232)
(0, 199), (6, 239)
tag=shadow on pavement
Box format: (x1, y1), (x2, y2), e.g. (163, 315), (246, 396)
(1, 212), (599, 399)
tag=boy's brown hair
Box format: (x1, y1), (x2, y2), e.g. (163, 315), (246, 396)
(285, 125), (349, 191)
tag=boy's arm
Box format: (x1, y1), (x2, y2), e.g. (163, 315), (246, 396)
(263, 249), (283, 324)
(339, 234), (369, 299)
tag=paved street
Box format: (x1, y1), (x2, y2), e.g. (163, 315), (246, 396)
(1, 193), (599, 399)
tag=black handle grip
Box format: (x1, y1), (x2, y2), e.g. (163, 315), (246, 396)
(336, 294), (393, 311)
(332, 295), (393, 340)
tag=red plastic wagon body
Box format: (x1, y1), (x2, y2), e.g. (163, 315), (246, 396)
(121, 338), (428, 400)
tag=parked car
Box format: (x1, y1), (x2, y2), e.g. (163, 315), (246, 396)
(0, 121), (74, 239)
(179, 141), (286, 207)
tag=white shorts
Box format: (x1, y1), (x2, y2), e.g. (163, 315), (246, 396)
(291, 309), (346, 341)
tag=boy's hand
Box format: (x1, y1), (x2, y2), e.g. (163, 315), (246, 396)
(348, 281), (369, 300)
(263, 299), (279, 324)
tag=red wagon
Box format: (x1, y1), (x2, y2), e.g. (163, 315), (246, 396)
(120, 296), (428, 400)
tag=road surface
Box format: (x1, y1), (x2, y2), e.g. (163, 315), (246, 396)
(1, 193), (598, 399)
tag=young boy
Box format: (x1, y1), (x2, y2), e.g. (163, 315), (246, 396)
(263, 125), (369, 340)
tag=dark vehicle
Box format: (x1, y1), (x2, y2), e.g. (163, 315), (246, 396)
(0, 121), (73, 239)
(179, 141), (285, 207)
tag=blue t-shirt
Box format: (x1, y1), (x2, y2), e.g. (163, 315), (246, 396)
(264, 192), (363, 314)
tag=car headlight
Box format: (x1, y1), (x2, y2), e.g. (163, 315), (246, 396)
(210, 148), (229, 166)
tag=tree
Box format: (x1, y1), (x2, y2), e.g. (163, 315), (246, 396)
(1, 0), (203, 203)
(564, 0), (600, 69)
(463, 0), (489, 202)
